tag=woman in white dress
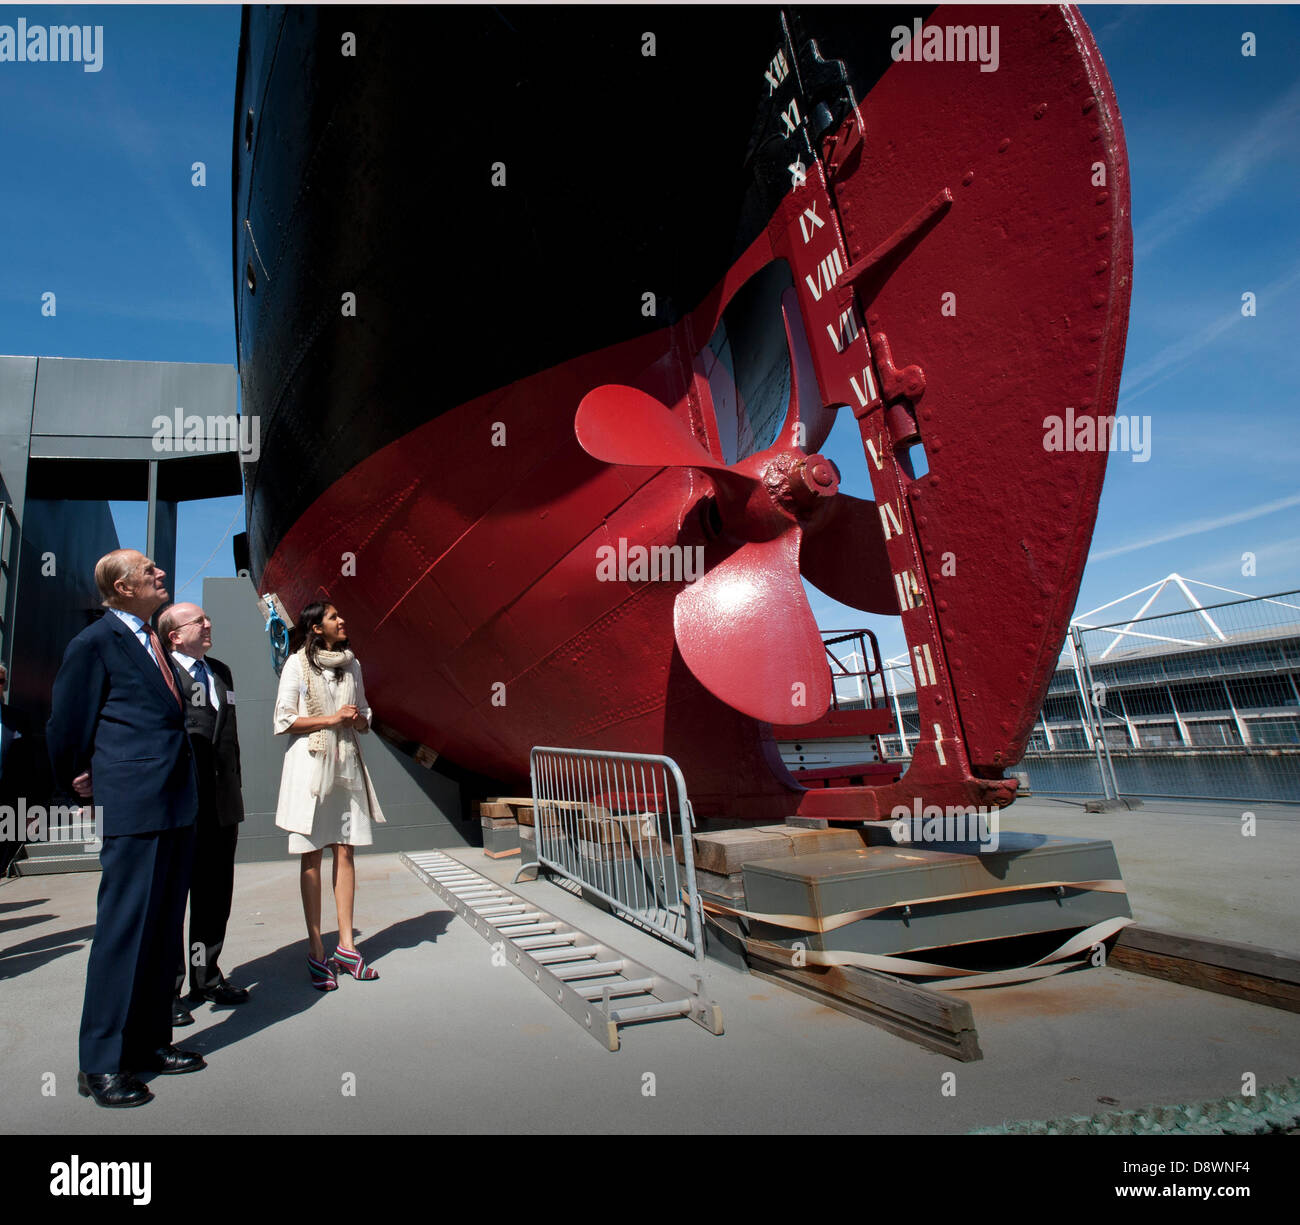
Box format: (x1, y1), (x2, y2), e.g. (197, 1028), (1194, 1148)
(274, 601), (386, 990)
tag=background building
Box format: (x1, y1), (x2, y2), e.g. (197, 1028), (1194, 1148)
(875, 576), (1300, 803)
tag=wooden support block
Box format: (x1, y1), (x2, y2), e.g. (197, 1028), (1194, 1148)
(674, 826), (859, 873)
(579, 841), (634, 862)
(690, 866), (747, 902)
(688, 828), (790, 875)
(747, 953), (982, 1062)
(488, 796), (592, 808)
(575, 817), (627, 845)
(575, 816), (631, 858)
(488, 796), (604, 827)
(754, 825), (866, 856)
(482, 798), (537, 825)
(483, 846), (521, 859)
(1111, 925), (1300, 1013)
(608, 812), (661, 842)
(480, 816), (518, 830)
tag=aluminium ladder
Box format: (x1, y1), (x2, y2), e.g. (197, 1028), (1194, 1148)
(401, 850), (724, 1051)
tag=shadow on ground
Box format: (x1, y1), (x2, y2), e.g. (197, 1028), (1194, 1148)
(1, 897), (52, 914)
(0, 894), (94, 980)
(183, 911), (455, 1057)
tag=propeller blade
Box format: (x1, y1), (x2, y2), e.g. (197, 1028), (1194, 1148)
(674, 530), (831, 724)
(799, 493), (897, 614)
(779, 286), (839, 454)
(576, 384), (726, 471)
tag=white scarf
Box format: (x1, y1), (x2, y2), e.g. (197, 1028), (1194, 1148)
(299, 646), (361, 799)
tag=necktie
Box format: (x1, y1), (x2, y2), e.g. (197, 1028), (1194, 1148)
(146, 626), (182, 706)
(191, 659), (212, 707)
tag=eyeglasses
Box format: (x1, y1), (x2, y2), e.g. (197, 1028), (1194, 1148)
(178, 616), (212, 629)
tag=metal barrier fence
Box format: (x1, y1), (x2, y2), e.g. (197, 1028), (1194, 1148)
(876, 590), (1300, 804)
(1067, 591), (1300, 802)
(527, 747), (705, 959)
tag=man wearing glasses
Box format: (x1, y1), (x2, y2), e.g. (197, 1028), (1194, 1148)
(158, 602), (248, 1024)
(47, 549), (202, 1108)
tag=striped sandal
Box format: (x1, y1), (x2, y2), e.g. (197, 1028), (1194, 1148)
(330, 946), (379, 981)
(308, 954), (338, 991)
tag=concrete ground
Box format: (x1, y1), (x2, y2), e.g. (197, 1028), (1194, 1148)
(1, 796), (1296, 1135)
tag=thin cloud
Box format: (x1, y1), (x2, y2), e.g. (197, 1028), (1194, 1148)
(1193, 536), (1300, 583)
(1093, 7), (1146, 44)
(97, 77), (230, 312)
(1090, 492), (1300, 561)
(1119, 256), (1300, 406)
(1135, 77), (1300, 261)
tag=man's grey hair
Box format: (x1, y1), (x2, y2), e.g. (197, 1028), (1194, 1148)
(94, 549), (144, 607)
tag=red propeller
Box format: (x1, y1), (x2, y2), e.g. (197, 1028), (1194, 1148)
(576, 291), (894, 724)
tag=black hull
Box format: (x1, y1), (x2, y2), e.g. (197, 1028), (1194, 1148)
(234, 4), (928, 577)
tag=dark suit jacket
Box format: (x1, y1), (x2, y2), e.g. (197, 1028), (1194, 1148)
(1, 705), (40, 872)
(1, 705), (31, 803)
(0, 704), (52, 812)
(47, 612), (198, 836)
(179, 655), (244, 827)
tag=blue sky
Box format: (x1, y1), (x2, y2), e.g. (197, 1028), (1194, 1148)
(0, 5), (1296, 650)
(1078, 3), (1300, 607)
(811, 4), (1300, 660)
(0, 4), (240, 606)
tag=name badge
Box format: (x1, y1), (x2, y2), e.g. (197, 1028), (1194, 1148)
(225, 691), (236, 705)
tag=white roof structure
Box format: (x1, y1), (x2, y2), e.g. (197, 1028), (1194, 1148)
(874, 573), (1300, 696)
(1071, 573), (1300, 661)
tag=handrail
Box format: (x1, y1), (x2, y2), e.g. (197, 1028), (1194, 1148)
(819, 628), (887, 711)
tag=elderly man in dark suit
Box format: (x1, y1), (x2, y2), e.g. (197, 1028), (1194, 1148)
(47, 549), (205, 1108)
(159, 601), (248, 1024)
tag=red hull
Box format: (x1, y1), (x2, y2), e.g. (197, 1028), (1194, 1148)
(257, 5), (1132, 820)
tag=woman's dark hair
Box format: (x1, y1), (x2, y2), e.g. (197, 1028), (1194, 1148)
(289, 601), (345, 674)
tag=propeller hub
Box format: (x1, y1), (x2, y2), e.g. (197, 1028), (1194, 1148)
(804, 456), (839, 495)
(762, 451), (840, 519)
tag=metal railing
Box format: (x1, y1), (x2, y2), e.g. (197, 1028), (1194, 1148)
(1061, 593), (1300, 802)
(879, 590), (1300, 803)
(527, 747), (705, 960)
(820, 628), (889, 711)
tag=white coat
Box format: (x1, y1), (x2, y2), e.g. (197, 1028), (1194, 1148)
(273, 652), (386, 837)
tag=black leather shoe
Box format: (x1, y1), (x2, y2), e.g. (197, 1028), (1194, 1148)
(137, 1046), (206, 1075)
(172, 998), (195, 1026)
(191, 977), (249, 1006)
(78, 1071), (154, 1108)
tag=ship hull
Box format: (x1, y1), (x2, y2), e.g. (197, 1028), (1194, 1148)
(238, 5), (911, 817)
(237, 5), (1133, 819)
